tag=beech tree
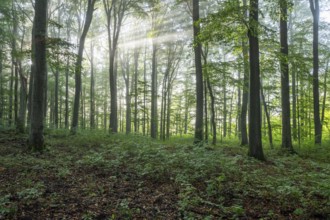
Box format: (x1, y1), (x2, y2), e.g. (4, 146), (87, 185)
(71, 0), (97, 134)
(28, 0), (48, 151)
(248, 0), (265, 160)
(279, 0), (293, 151)
(309, 0), (322, 145)
(193, 0), (204, 144)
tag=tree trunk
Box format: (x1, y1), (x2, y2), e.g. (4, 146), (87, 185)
(54, 64), (59, 128)
(280, 0), (293, 151)
(193, 0), (204, 144)
(14, 61), (18, 126)
(64, 25), (70, 129)
(0, 50), (3, 125)
(228, 94), (233, 137)
(309, 0), (322, 145)
(17, 63), (27, 133)
(204, 80), (208, 142)
(9, 22), (18, 126)
(90, 42), (95, 129)
(166, 86), (171, 140)
(237, 66), (242, 138)
(54, 2), (61, 129)
(143, 47), (147, 136)
(150, 41), (158, 138)
(71, 0), (96, 134)
(261, 80), (273, 149)
(248, 0), (265, 160)
(206, 76), (216, 145)
(223, 74), (227, 138)
(29, 0), (48, 151)
(103, 0), (127, 133)
(134, 49), (139, 133)
(240, 0), (249, 146)
(321, 60), (329, 126)
(65, 55), (69, 129)
(122, 53), (131, 134)
(289, 8), (297, 141)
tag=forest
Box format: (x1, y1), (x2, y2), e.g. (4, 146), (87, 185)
(0, 0), (329, 219)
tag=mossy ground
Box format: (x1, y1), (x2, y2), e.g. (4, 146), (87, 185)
(0, 129), (329, 219)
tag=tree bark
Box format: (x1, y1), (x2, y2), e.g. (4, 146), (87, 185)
(143, 47), (147, 135)
(122, 52), (131, 134)
(240, 0), (249, 146)
(71, 0), (96, 134)
(193, 0), (204, 144)
(150, 41), (158, 138)
(321, 60), (329, 126)
(206, 76), (216, 145)
(248, 0), (265, 160)
(17, 62), (27, 133)
(134, 49), (139, 133)
(29, 0), (48, 151)
(280, 0), (293, 151)
(90, 42), (95, 129)
(261, 80), (273, 149)
(289, 6), (297, 141)
(309, 0), (322, 145)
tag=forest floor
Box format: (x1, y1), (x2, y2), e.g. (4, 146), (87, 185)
(0, 129), (329, 220)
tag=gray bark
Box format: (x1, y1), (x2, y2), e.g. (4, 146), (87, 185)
(248, 0), (265, 160)
(29, 0), (48, 151)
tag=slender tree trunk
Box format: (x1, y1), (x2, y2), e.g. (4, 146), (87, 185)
(143, 47), (147, 136)
(248, 0), (265, 160)
(166, 86), (171, 139)
(102, 75), (107, 131)
(54, 2), (61, 129)
(27, 19), (36, 128)
(228, 94), (233, 137)
(289, 8), (297, 141)
(17, 62), (27, 133)
(29, 0), (48, 151)
(123, 54), (131, 134)
(50, 88), (54, 126)
(103, 0), (126, 133)
(261, 80), (273, 149)
(160, 75), (166, 140)
(54, 65), (59, 128)
(184, 77), (189, 135)
(71, 0), (96, 134)
(321, 60), (328, 126)
(90, 42), (95, 129)
(193, 0), (204, 144)
(206, 76), (216, 145)
(9, 6), (18, 127)
(237, 66), (242, 138)
(65, 56), (69, 129)
(223, 76), (227, 138)
(310, 0), (321, 144)
(280, 0), (293, 151)
(204, 80), (208, 142)
(43, 63), (48, 122)
(150, 41), (158, 138)
(240, 0), (249, 146)
(14, 61), (18, 126)
(64, 26), (70, 129)
(134, 49), (139, 133)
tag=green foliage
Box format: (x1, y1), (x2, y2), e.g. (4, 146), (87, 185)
(0, 131), (330, 218)
(0, 195), (17, 216)
(17, 182), (45, 200)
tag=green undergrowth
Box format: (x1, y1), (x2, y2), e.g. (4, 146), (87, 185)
(0, 130), (329, 219)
